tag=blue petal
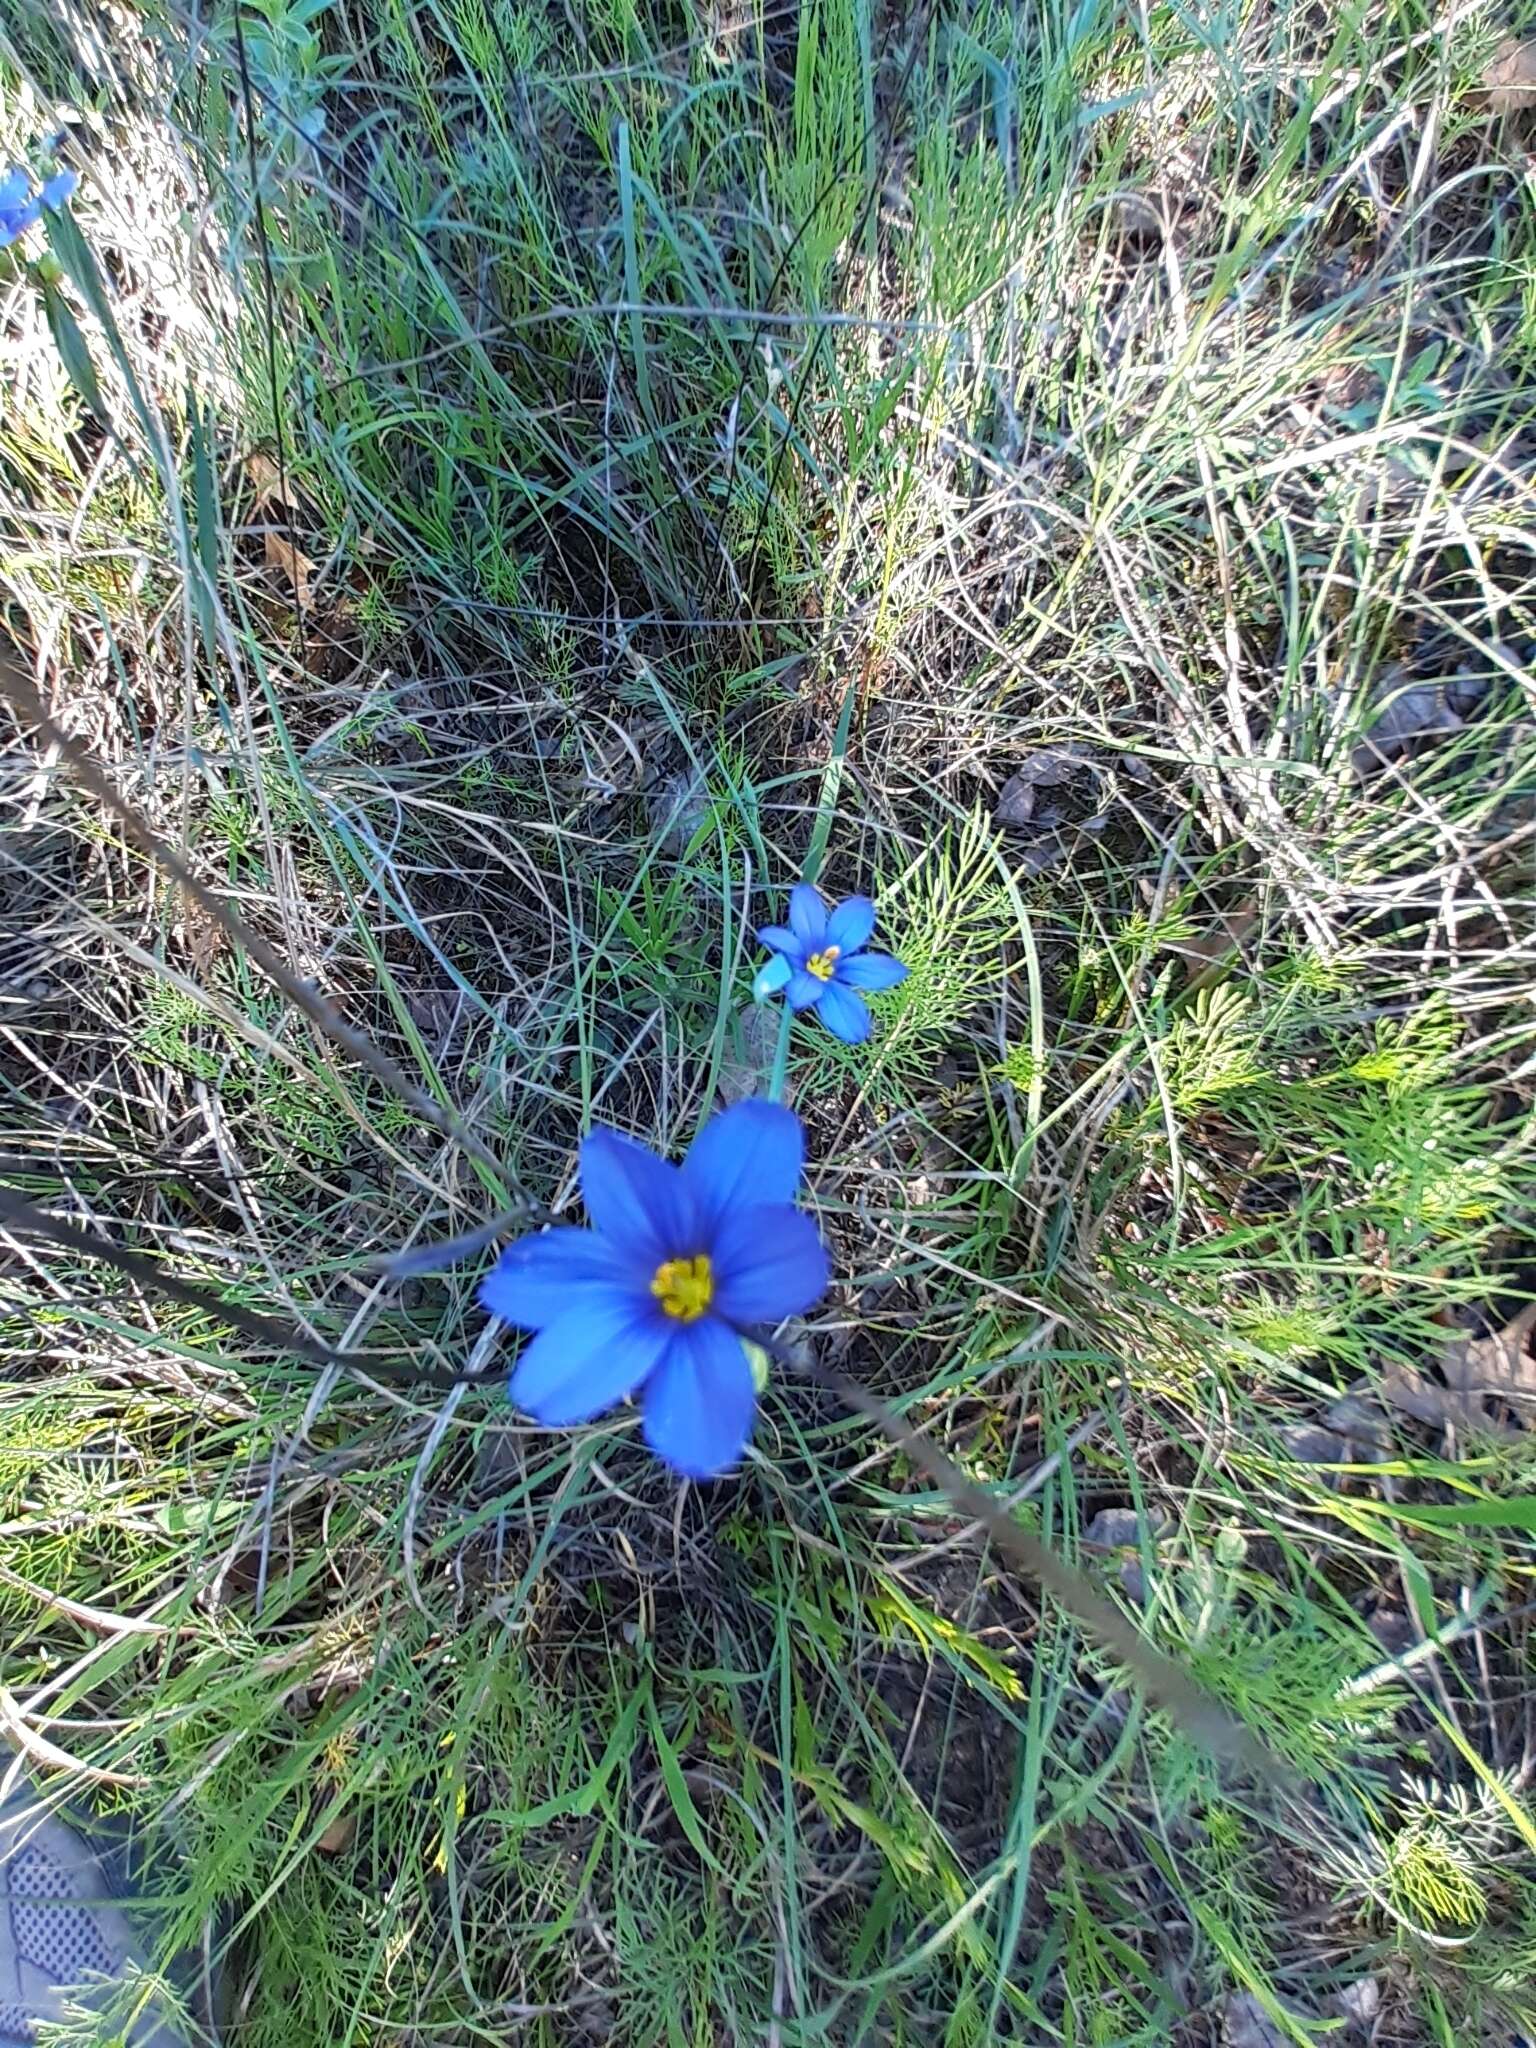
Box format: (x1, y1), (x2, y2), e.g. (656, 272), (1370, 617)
(786, 969), (825, 1011)
(825, 896), (876, 952)
(682, 1101), (804, 1235)
(509, 1290), (670, 1426)
(642, 1318), (757, 1478)
(0, 199), (40, 242)
(788, 884), (827, 945)
(40, 170), (76, 209)
(835, 950), (907, 991)
(753, 953), (793, 1001)
(580, 1127), (697, 1263)
(479, 1226), (641, 1330)
(0, 168), (28, 210)
(711, 1204), (830, 1323)
(816, 981), (872, 1043)
(756, 924), (803, 960)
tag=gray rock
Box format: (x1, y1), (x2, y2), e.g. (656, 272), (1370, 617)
(1445, 663), (1494, 717)
(1277, 1424), (1349, 1466)
(1084, 1508), (1168, 1601)
(1324, 1396), (1395, 1461)
(1223, 1991), (1315, 2047)
(1333, 1976), (1381, 2033)
(1368, 1608), (1416, 1659)
(1083, 1508), (1148, 1549)
(1109, 193), (1170, 245)
(1350, 664), (1462, 776)
(1118, 1559), (1150, 1603)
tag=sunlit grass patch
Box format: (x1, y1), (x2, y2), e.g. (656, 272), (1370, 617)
(2, 0), (1535, 2038)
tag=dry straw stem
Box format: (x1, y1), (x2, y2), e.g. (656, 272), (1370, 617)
(781, 1344), (1284, 1781)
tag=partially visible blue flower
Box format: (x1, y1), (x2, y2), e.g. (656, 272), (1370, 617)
(0, 166), (39, 244)
(480, 1100), (828, 1479)
(0, 163), (76, 246)
(752, 883), (907, 1044)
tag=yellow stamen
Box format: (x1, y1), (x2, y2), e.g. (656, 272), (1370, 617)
(650, 1253), (713, 1323)
(805, 946), (841, 982)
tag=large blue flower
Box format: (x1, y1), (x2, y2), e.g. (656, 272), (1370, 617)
(0, 164), (76, 246)
(480, 1100), (828, 1478)
(753, 883), (907, 1044)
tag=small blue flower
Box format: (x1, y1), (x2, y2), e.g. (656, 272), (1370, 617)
(752, 883), (908, 1044)
(0, 166), (40, 245)
(480, 1100), (828, 1478)
(0, 163), (76, 246)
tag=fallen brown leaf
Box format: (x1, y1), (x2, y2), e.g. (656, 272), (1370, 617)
(1480, 35), (1536, 113)
(1379, 1359), (1484, 1431)
(992, 748), (1089, 830)
(264, 530), (316, 608)
(1381, 1302), (1536, 1434)
(315, 1806), (356, 1854)
(245, 448), (286, 504)
(1168, 901), (1260, 985)
(1444, 1300), (1536, 1407)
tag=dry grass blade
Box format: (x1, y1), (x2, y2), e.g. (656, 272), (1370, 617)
(0, 1183), (505, 1389)
(0, 1564), (169, 1637)
(0, 1687), (151, 1787)
(0, 1183), (504, 1389)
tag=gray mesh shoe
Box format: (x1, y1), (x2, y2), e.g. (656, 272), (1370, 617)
(0, 1784), (196, 2046)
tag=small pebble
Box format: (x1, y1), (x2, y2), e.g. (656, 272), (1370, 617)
(1277, 1424), (1348, 1466)
(1333, 1977), (1380, 2032)
(1324, 1396), (1395, 1460)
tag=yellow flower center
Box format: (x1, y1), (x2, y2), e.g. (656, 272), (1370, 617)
(805, 946), (841, 982)
(650, 1253), (714, 1323)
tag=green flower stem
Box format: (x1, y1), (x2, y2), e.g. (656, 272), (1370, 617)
(766, 1005), (793, 1104)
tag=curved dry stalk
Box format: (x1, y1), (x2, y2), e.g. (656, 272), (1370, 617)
(0, 650), (521, 1198)
(789, 1350), (1287, 1784)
